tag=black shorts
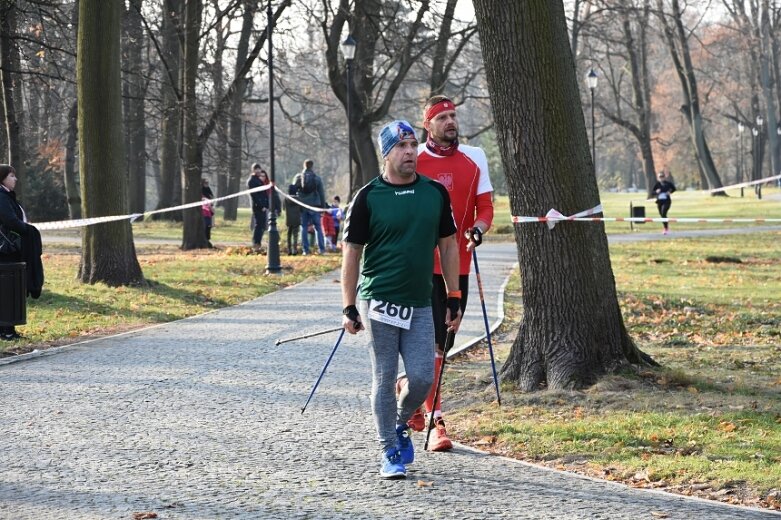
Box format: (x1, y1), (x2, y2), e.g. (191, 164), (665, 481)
(431, 273), (470, 350)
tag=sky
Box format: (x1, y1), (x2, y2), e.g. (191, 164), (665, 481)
(455, 0), (476, 21)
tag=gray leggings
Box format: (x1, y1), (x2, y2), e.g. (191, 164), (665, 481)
(359, 300), (435, 452)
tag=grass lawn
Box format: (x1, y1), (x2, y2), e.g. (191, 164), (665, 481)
(445, 232), (781, 511)
(1, 245), (342, 355)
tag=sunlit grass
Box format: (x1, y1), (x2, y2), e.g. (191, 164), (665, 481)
(446, 231), (781, 508)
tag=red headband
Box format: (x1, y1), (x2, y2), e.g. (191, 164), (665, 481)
(424, 99), (456, 122)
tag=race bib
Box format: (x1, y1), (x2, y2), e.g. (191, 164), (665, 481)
(369, 299), (414, 330)
(658, 192), (669, 200)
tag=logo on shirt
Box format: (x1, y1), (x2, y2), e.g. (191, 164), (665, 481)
(437, 173), (453, 191)
(395, 189), (415, 196)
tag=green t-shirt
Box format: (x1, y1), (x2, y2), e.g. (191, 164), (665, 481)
(343, 174), (457, 307)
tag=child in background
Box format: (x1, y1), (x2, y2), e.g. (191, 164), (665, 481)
(321, 208), (336, 251)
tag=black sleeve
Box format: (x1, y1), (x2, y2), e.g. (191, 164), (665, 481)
(342, 184), (372, 245)
(668, 181), (676, 193)
(430, 181), (457, 238)
(0, 195), (27, 235)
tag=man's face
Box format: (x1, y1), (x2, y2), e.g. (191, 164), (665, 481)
(386, 139), (418, 177)
(425, 109), (458, 144)
(253, 167), (262, 176)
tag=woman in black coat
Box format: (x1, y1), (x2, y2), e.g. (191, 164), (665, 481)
(652, 170), (677, 235)
(0, 164), (37, 340)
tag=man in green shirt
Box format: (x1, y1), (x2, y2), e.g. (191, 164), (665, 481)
(340, 120), (462, 479)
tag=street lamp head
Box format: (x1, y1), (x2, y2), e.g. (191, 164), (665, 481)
(777, 125), (781, 136)
(752, 128), (759, 136)
(586, 69), (598, 90)
(756, 115), (764, 127)
(341, 35), (356, 61)
(738, 122), (744, 133)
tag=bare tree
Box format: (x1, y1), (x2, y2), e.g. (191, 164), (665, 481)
(473, 0), (654, 390)
(323, 0), (434, 193)
(656, 0), (725, 192)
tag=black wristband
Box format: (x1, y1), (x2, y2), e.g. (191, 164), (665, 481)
(446, 297), (460, 318)
(465, 226), (483, 247)
(343, 304), (361, 326)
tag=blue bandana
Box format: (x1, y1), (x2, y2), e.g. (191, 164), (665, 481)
(378, 120), (418, 158)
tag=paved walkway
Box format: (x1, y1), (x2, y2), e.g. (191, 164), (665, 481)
(1, 241), (779, 519)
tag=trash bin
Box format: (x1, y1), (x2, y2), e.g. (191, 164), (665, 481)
(0, 262), (26, 326)
(631, 205), (646, 221)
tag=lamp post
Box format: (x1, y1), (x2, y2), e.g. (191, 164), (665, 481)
(738, 122), (744, 197)
(586, 69), (598, 173)
(340, 35), (356, 199)
(265, 0), (281, 274)
(756, 115), (764, 200)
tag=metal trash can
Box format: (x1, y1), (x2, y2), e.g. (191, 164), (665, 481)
(0, 262), (26, 326)
(631, 205), (646, 220)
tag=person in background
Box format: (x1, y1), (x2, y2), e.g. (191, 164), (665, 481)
(0, 164), (43, 341)
(201, 178), (215, 200)
(291, 160), (327, 255)
(652, 170), (676, 235)
(321, 205), (336, 251)
(247, 165), (279, 251)
(284, 184), (302, 255)
(330, 196), (343, 246)
(201, 196), (215, 245)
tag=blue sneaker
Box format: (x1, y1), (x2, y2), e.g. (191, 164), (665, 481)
(396, 424), (414, 464)
(379, 448), (406, 479)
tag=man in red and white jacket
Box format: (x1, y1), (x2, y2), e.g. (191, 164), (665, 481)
(397, 95), (494, 451)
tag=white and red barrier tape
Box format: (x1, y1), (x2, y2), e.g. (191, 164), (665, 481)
(30, 183), (331, 231)
(709, 174), (781, 193)
(512, 204), (781, 226)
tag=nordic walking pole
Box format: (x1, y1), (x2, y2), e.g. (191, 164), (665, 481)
(276, 326), (343, 346)
(301, 328), (346, 414)
(473, 248), (502, 406)
(425, 330), (454, 451)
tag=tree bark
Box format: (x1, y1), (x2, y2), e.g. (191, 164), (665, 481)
(180, 0), (207, 249)
(473, 0), (654, 391)
(224, 0), (256, 221)
(154, 0), (182, 220)
(64, 100), (82, 219)
(0, 0), (24, 200)
(123, 0), (147, 216)
(77, 0), (144, 286)
(210, 0), (227, 211)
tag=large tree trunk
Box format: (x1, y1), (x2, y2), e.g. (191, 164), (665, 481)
(64, 101), (82, 219)
(180, 0), (207, 250)
(0, 0), (24, 200)
(77, 0), (143, 286)
(123, 0), (147, 216)
(473, 0), (654, 391)
(154, 0), (182, 221)
(224, 0), (256, 221)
